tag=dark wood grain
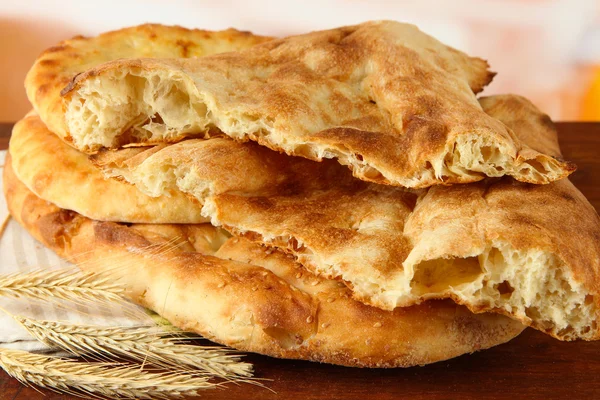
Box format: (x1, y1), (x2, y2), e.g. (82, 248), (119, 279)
(0, 122), (599, 400)
(0, 123), (11, 151)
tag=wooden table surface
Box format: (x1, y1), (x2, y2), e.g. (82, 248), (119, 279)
(0, 122), (599, 400)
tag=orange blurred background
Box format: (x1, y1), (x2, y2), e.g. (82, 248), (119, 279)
(0, 0), (599, 121)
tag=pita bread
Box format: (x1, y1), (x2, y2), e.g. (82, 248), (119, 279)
(9, 113), (206, 223)
(2, 156), (524, 367)
(25, 23), (271, 146)
(95, 95), (600, 340)
(62, 21), (573, 187)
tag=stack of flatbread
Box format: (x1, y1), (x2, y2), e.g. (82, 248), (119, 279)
(5, 21), (600, 368)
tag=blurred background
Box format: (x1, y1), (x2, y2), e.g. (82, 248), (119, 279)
(1, 0), (599, 121)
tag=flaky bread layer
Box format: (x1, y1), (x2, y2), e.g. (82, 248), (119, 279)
(26, 23), (271, 145)
(64, 64), (572, 188)
(210, 218), (595, 341)
(3, 155), (525, 367)
(91, 94), (599, 341)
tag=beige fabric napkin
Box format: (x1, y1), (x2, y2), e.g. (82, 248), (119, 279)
(0, 150), (153, 352)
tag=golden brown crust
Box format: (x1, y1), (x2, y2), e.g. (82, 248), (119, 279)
(9, 113), (206, 223)
(3, 155), (524, 367)
(61, 21), (573, 186)
(478, 94), (576, 169)
(98, 95), (600, 340)
(25, 23), (272, 145)
(403, 176), (600, 338)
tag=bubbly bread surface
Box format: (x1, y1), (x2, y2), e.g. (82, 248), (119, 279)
(9, 113), (206, 223)
(63, 21), (573, 187)
(25, 23), (272, 146)
(95, 95), (600, 340)
(2, 156), (524, 367)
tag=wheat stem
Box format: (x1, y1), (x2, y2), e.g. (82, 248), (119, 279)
(0, 269), (262, 397)
(0, 348), (216, 399)
(13, 316), (253, 378)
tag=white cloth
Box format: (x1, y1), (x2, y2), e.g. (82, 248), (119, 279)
(0, 150), (152, 352)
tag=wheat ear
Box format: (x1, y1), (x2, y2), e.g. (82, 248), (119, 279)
(14, 316), (253, 378)
(0, 348), (215, 399)
(0, 268), (126, 305)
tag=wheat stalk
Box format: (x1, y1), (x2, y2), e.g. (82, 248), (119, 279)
(13, 316), (254, 378)
(0, 269), (262, 396)
(0, 268), (127, 306)
(0, 348), (216, 399)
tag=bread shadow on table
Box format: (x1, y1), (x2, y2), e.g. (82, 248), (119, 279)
(202, 328), (597, 399)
